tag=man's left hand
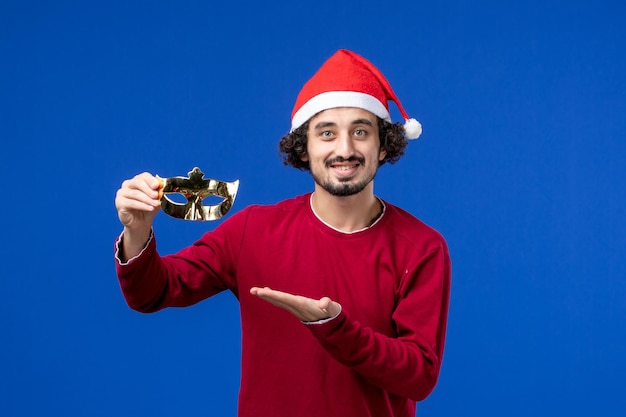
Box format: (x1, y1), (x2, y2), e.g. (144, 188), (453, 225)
(250, 287), (341, 322)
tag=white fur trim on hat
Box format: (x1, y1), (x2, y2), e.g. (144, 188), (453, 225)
(290, 91), (391, 132)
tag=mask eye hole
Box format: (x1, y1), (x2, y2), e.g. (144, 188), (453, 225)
(163, 192), (227, 206)
(201, 194), (227, 206)
(164, 192), (188, 204)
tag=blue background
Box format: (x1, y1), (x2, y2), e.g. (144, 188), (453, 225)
(1, 1), (625, 416)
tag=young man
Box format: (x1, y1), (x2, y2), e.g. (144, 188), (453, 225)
(115, 49), (451, 416)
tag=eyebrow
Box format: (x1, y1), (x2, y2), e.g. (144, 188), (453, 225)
(313, 118), (374, 130)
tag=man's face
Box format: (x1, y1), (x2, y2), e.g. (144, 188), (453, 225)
(303, 107), (387, 197)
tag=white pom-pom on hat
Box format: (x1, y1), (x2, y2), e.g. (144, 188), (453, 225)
(404, 118), (422, 139)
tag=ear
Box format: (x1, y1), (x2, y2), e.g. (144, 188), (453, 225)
(300, 153), (309, 162)
(378, 148), (387, 162)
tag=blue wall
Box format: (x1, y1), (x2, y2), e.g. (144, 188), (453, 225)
(1, 1), (625, 415)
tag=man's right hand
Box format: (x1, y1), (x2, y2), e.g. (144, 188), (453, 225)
(115, 172), (162, 261)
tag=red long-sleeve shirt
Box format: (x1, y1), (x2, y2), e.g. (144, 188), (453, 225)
(115, 193), (451, 416)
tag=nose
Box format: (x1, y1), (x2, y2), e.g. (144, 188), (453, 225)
(335, 131), (356, 159)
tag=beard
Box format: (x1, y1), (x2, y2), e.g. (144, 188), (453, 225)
(311, 156), (377, 197)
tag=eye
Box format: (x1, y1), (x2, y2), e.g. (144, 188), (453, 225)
(320, 130), (334, 139)
(353, 129), (367, 137)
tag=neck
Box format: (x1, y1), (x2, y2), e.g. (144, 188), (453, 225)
(310, 184), (383, 233)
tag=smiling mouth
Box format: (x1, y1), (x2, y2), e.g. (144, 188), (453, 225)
(327, 160), (363, 182)
(331, 162), (360, 170)
(326, 157), (365, 169)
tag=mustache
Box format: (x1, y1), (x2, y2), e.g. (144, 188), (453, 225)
(324, 156), (366, 167)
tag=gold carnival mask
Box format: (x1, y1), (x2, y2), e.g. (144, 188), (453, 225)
(156, 167), (239, 221)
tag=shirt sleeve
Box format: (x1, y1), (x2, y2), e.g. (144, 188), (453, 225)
(114, 229), (154, 266)
(304, 243), (451, 401)
(114, 209), (249, 312)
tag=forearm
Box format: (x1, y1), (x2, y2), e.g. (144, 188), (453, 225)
(115, 232), (169, 312)
(114, 219), (242, 312)
(308, 245), (451, 400)
(119, 225), (152, 263)
(307, 309), (441, 401)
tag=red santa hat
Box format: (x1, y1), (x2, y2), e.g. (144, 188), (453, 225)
(290, 49), (422, 139)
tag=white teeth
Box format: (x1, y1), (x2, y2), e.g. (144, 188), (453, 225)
(334, 165), (357, 171)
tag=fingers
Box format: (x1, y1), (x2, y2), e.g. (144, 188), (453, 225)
(116, 172), (161, 211)
(249, 287), (296, 310)
(125, 172), (161, 201)
(115, 172), (162, 228)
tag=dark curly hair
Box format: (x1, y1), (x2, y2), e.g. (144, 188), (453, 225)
(278, 117), (408, 171)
